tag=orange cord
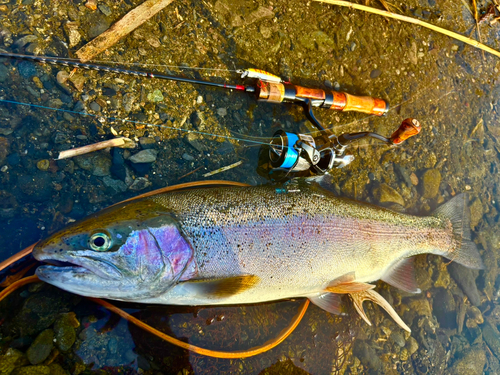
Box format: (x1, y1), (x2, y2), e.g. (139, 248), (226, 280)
(0, 180), (310, 358)
(0, 275), (309, 358)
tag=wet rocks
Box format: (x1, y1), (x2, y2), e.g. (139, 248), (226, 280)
(53, 313), (78, 352)
(17, 172), (53, 202)
(129, 177), (152, 191)
(129, 149), (158, 164)
(353, 340), (382, 372)
(103, 176), (128, 193)
(139, 137), (156, 149)
(64, 21), (81, 47)
(420, 169), (441, 198)
(26, 329), (54, 364)
(449, 346), (486, 375)
(373, 183), (405, 206)
(370, 69), (382, 79)
(74, 153), (112, 177)
(0, 348), (28, 374)
(469, 198), (483, 229)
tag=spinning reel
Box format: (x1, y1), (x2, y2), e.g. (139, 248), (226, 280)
(265, 99), (420, 178)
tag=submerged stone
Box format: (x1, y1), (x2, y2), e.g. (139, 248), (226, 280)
(54, 314), (77, 352)
(420, 169), (441, 198)
(26, 329), (54, 365)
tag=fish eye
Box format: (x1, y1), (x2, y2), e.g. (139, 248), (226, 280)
(89, 232), (111, 252)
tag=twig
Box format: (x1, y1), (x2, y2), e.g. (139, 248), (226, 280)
(313, 0), (500, 58)
(76, 0), (175, 62)
(203, 160), (243, 177)
(179, 166), (203, 179)
(57, 137), (135, 160)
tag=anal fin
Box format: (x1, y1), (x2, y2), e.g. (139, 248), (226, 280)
(181, 275), (260, 298)
(309, 293), (343, 314)
(350, 289), (411, 333)
(382, 257), (421, 293)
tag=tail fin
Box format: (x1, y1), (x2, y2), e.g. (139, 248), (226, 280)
(432, 194), (484, 269)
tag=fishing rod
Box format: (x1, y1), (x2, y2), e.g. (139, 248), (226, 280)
(0, 52), (419, 178)
(0, 52), (388, 131)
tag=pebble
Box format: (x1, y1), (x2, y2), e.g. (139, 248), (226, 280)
(64, 21), (81, 47)
(32, 76), (43, 89)
(54, 314), (76, 352)
(98, 3), (112, 16)
(373, 183), (405, 206)
(36, 159), (50, 171)
(129, 177), (152, 191)
(26, 329), (54, 365)
(469, 198), (483, 228)
(123, 93), (136, 113)
(147, 89), (164, 102)
(139, 137), (156, 150)
(88, 15), (110, 39)
(420, 169), (441, 198)
(217, 107), (228, 117)
(89, 101), (101, 112)
(196, 95), (203, 104)
(103, 176), (128, 193)
(129, 149), (158, 164)
(182, 153), (195, 161)
(390, 331), (406, 348)
(410, 172), (419, 185)
(370, 69), (382, 78)
(406, 336), (419, 356)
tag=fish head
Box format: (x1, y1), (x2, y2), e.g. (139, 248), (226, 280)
(33, 199), (195, 301)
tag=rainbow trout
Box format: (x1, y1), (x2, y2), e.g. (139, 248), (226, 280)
(33, 180), (483, 332)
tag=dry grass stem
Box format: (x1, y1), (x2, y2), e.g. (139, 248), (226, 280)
(203, 160), (243, 177)
(313, 0), (500, 58)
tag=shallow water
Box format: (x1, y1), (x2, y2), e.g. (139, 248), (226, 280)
(1, 0), (500, 373)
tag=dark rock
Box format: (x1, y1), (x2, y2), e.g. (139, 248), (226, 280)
(7, 153), (20, 165)
(17, 61), (38, 79)
(103, 176), (127, 193)
(130, 162), (152, 176)
(370, 69), (382, 79)
(394, 163), (413, 186)
(216, 141), (235, 155)
(111, 164), (127, 181)
(111, 148), (125, 165)
(449, 346), (486, 375)
(353, 340), (382, 371)
(448, 262), (480, 306)
(139, 137), (156, 150)
(102, 87), (116, 96)
(87, 15), (111, 39)
(432, 288), (456, 329)
(26, 329), (54, 364)
(89, 101), (101, 112)
(129, 177), (152, 191)
(17, 172), (53, 202)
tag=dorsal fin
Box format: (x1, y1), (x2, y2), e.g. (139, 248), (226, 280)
(180, 275), (260, 298)
(382, 257), (421, 293)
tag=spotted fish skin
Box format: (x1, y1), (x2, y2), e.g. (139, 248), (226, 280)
(33, 180), (482, 330)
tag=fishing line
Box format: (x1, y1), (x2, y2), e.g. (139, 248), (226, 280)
(0, 98), (279, 149)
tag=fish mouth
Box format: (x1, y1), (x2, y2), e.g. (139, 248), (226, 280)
(35, 252), (123, 281)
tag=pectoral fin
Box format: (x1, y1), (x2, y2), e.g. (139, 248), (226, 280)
(181, 275), (260, 298)
(309, 293), (343, 314)
(349, 289), (411, 333)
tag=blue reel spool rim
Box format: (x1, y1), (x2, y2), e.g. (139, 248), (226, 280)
(269, 131), (299, 169)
